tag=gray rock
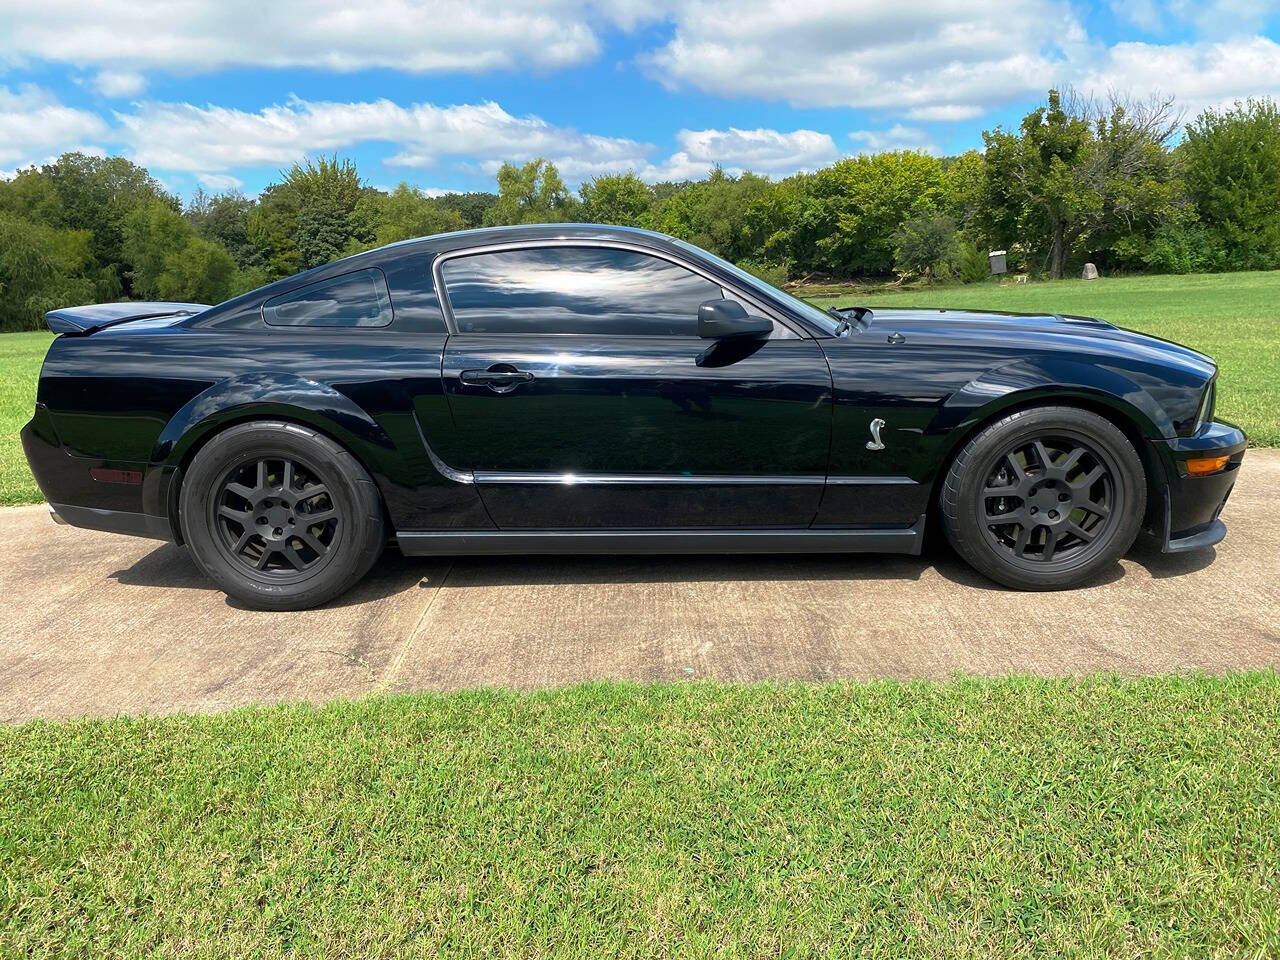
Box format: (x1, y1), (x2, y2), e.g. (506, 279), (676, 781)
(1082, 262), (1099, 280)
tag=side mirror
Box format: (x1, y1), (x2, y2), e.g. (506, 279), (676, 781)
(698, 299), (773, 339)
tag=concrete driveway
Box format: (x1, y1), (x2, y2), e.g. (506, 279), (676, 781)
(3, 452), (1277, 722)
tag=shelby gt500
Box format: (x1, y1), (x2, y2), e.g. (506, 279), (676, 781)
(22, 225), (1245, 609)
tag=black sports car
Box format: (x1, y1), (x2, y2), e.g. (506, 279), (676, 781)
(22, 225), (1245, 609)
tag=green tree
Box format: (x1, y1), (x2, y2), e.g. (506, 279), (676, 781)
(982, 89), (1180, 278)
(245, 184), (301, 281)
(188, 190), (257, 268)
(0, 213), (99, 331)
(123, 201), (237, 303)
(347, 183), (465, 252)
(579, 173), (653, 226)
(776, 152), (945, 277)
(644, 168), (774, 262)
(1180, 98), (1280, 270)
(435, 191), (498, 228)
(483, 159), (580, 225)
(893, 212), (958, 279)
(0, 152), (176, 295)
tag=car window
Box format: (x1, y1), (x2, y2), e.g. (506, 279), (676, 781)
(440, 246), (724, 336)
(263, 268), (393, 327)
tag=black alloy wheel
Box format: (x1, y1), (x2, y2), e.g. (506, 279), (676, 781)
(979, 435), (1117, 565)
(180, 421), (385, 610)
(210, 455), (340, 580)
(939, 406), (1146, 590)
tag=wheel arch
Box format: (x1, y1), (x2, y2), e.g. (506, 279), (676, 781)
(148, 374), (397, 542)
(929, 388), (1166, 536)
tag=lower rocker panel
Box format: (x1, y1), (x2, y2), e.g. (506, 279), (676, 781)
(396, 516), (926, 557)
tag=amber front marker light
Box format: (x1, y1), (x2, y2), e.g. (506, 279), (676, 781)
(1185, 455), (1230, 476)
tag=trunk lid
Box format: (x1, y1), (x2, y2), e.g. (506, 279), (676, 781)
(45, 302), (210, 335)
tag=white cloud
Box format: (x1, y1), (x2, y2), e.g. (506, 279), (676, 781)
(93, 70), (147, 98)
(906, 104), (985, 122)
(112, 95), (656, 182)
(1080, 35), (1280, 117)
(848, 124), (939, 154)
(196, 172), (243, 190)
(642, 127), (839, 180)
(0, 0), (657, 76)
(0, 84), (107, 169)
(645, 0), (1089, 115)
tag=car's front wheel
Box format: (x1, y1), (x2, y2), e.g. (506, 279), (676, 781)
(939, 406), (1146, 590)
(179, 421), (385, 610)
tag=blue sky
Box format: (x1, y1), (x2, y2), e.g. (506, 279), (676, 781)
(2, 0), (1279, 199)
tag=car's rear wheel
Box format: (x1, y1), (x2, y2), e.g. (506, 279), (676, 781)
(179, 421), (385, 610)
(939, 406), (1146, 590)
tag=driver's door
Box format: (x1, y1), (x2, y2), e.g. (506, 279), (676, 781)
(429, 243), (833, 529)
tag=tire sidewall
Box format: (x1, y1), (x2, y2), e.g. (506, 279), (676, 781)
(180, 422), (380, 609)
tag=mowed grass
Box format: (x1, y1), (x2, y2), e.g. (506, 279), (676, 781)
(2, 675), (1279, 957)
(0, 270), (1277, 504)
(809, 270), (1280, 446)
(0, 331), (51, 506)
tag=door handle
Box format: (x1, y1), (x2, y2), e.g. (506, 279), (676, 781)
(459, 364), (535, 393)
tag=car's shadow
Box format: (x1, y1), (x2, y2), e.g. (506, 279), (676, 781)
(109, 534), (1217, 608)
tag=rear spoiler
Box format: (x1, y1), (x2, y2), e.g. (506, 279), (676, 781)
(45, 302), (211, 335)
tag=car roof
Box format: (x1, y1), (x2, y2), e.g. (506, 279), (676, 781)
(384, 223), (682, 255)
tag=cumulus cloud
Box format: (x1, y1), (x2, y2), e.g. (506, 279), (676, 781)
(1079, 35), (1280, 116)
(848, 124), (939, 154)
(93, 70), (146, 98)
(644, 0), (1089, 115)
(0, 0), (653, 75)
(642, 127), (839, 180)
(0, 84), (107, 169)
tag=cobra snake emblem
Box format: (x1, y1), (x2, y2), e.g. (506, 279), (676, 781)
(865, 418), (886, 451)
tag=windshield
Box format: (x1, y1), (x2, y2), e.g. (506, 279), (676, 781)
(672, 239), (845, 335)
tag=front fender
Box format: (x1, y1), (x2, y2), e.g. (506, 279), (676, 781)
(938, 356), (1173, 443)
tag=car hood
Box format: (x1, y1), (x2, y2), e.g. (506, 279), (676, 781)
(865, 307), (1215, 379)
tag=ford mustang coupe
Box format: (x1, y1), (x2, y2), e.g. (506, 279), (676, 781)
(22, 225), (1245, 609)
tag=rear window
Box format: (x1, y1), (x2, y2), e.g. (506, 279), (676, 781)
(263, 268), (393, 327)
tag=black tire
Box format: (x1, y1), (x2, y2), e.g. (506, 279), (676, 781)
(939, 406), (1146, 590)
(179, 421), (385, 610)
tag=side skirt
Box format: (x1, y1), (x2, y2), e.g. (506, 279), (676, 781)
(396, 516), (926, 557)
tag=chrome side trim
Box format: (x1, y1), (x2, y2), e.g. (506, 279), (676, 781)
(471, 472), (920, 486)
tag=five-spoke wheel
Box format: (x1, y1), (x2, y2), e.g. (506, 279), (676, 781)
(940, 406), (1146, 590)
(180, 422), (385, 610)
(211, 456), (340, 579)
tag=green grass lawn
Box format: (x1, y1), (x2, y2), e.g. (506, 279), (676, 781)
(1, 270), (1277, 505)
(2, 674), (1278, 957)
(809, 270), (1280, 446)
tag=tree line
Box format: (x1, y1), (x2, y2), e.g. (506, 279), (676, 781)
(1, 89), (1277, 332)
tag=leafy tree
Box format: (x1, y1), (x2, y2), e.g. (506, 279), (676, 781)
(893, 212), (958, 279)
(579, 173), (653, 226)
(644, 168), (774, 262)
(483, 159), (581, 225)
(245, 184), (301, 281)
(123, 201), (236, 303)
(1180, 98), (1280, 270)
(778, 152), (946, 277)
(982, 89), (1180, 278)
(0, 152), (176, 295)
(347, 183), (465, 252)
(188, 191), (257, 268)
(0, 213), (99, 331)
(435, 191), (498, 228)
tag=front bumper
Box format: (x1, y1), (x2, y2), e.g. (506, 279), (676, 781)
(1152, 420), (1246, 553)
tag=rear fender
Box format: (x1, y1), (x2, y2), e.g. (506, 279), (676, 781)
(143, 372), (397, 521)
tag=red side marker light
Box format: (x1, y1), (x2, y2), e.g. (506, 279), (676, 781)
(90, 467), (143, 485)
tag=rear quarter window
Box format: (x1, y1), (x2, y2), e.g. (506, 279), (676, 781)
(263, 268), (393, 327)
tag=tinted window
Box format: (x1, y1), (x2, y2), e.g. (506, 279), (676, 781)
(441, 246), (723, 336)
(263, 268), (393, 327)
